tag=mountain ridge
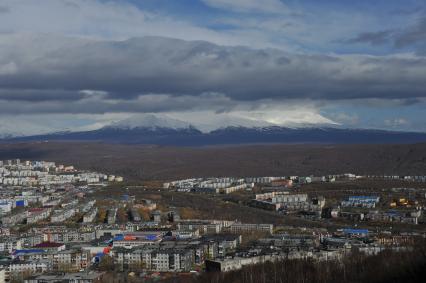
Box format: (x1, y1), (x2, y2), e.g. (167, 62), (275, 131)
(3, 124), (426, 146)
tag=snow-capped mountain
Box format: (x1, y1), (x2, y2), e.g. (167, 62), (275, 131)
(2, 113), (426, 145)
(4, 122), (426, 145)
(0, 113), (338, 138)
(106, 114), (193, 130)
(0, 123), (36, 138)
(0, 129), (21, 139)
(103, 113), (281, 133)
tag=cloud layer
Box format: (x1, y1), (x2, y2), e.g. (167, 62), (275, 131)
(1, 34), (426, 116)
(201, 0), (288, 13)
(348, 16), (426, 54)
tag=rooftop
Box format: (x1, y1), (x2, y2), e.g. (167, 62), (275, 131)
(34, 242), (64, 248)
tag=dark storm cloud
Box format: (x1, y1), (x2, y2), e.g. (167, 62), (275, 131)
(0, 89), (88, 102)
(0, 93), (236, 114)
(348, 16), (426, 54)
(346, 30), (393, 45)
(0, 6), (10, 14)
(394, 18), (426, 50)
(1, 35), (426, 114)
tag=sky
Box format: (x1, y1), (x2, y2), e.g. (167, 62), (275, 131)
(1, 0), (426, 135)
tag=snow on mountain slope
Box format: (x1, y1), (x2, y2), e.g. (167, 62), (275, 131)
(106, 114), (192, 130)
(105, 113), (281, 133)
(0, 121), (46, 138)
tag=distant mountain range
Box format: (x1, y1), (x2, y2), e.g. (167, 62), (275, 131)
(4, 122), (426, 146)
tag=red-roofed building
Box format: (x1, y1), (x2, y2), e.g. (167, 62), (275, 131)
(33, 242), (66, 252)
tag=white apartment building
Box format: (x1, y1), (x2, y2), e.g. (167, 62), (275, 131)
(0, 238), (22, 254)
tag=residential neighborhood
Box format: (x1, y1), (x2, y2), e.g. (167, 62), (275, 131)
(0, 159), (425, 282)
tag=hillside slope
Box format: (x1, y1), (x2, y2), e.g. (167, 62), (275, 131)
(0, 142), (425, 180)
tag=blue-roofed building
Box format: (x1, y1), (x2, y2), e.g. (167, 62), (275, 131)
(92, 252), (106, 264)
(145, 234), (157, 241)
(13, 249), (45, 255)
(15, 200), (27, 207)
(342, 196), (380, 208)
(12, 249), (46, 259)
(348, 196), (380, 202)
(113, 234), (124, 241)
(342, 229), (369, 237)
